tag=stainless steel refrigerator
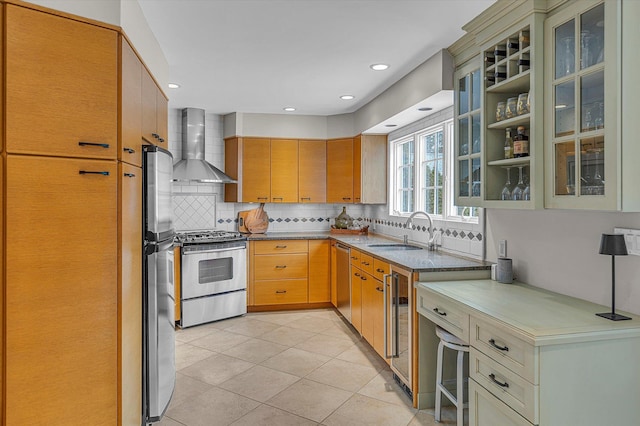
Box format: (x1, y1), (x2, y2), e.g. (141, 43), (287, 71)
(143, 145), (176, 424)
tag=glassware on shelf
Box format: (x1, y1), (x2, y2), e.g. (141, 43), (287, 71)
(580, 30), (593, 69)
(562, 36), (575, 75)
(496, 101), (506, 122)
(512, 166), (526, 200)
(523, 168), (530, 201)
(527, 91), (531, 112)
(594, 102), (604, 129)
(501, 167), (513, 201)
(592, 148), (604, 194)
(517, 93), (529, 115)
(505, 97), (518, 119)
(583, 108), (593, 132)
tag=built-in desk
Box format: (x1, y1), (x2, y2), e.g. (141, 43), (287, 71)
(416, 280), (640, 426)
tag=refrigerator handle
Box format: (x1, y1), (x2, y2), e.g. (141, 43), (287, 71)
(383, 273), (391, 359)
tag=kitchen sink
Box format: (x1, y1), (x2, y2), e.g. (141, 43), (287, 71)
(367, 244), (423, 250)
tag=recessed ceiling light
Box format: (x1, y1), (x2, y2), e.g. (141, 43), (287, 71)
(370, 64), (389, 71)
(340, 95), (355, 100)
(283, 107), (296, 112)
(418, 107), (433, 111)
(385, 124), (397, 127)
(168, 83), (180, 89)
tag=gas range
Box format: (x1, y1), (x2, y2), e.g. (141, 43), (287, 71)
(175, 230), (246, 245)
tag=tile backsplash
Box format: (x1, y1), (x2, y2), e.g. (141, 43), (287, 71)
(168, 108), (482, 259)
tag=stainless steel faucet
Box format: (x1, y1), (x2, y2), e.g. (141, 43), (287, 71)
(404, 211), (437, 250)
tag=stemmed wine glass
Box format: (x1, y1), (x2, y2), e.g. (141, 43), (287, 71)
(592, 148), (604, 194)
(501, 167), (513, 200)
(512, 166), (526, 200)
(523, 170), (531, 201)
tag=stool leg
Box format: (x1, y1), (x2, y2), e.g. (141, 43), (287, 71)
(435, 340), (444, 422)
(457, 349), (464, 426)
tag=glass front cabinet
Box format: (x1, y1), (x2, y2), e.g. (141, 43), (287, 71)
(453, 0), (640, 211)
(545, 0), (640, 211)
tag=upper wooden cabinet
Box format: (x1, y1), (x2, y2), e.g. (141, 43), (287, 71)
(271, 139), (299, 202)
(327, 138), (354, 203)
(5, 4), (118, 159)
(142, 68), (168, 146)
(225, 137), (271, 203)
(299, 140), (327, 203)
(120, 37), (144, 167)
(354, 134), (387, 204)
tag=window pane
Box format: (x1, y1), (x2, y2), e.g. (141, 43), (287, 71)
(458, 118), (469, 156)
(555, 81), (575, 137)
(580, 3), (604, 69)
(436, 188), (443, 215)
(472, 113), (481, 154)
(424, 188), (434, 213)
(581, 70), (604, 132)
(555, 141), (576, 195)
(472, 158), (481, 197)
(471, 70), (481, 111)
(459, 75), (469, 115)
(580, 136), (604, 195)
(555, 20), (575, 78)
(459, 159), (469, 197)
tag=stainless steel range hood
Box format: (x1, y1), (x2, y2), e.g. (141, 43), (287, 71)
(172, 108), (237, 183)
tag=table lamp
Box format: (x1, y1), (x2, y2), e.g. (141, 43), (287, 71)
(597, 233), (631, 321)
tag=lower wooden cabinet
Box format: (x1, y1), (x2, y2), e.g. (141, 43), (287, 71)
(6, 155), (118, 424)
(249, 239), (331, 308)
(351, 267), (363, 333)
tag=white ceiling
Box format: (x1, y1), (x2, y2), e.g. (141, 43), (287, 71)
(137, 0), (494, 120)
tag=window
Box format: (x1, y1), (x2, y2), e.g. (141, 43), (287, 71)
(390, 119), (478, 222)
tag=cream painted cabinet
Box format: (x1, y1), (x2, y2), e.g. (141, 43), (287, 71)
(544, 0), (640, 211)
(354, 134), (387, 204)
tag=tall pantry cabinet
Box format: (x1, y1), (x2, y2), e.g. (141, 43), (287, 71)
(2, 2), (167, 424)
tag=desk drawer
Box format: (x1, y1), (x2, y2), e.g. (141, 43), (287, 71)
(254, 240), (308, 254)
(470, 316), (538, 384)
(470, 347), (538, 424)
(469, 379), (533, 426)
(254, 279), (308, 305)
(416, 286), (469, 342)
(254, 253), (308, 280)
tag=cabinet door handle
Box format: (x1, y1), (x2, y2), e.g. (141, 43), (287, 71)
(275, 265), (287, 269)
(152, 133), (159, 139)
(257, 197), (269, 201)
(376, 287), (384, 292)
(489, 373), (509, 388)
(360, 275), (367, 280)
(351, 256), (358, 260)
(433, 307), (447, 316)
(123, 147), (135, 154)
(362, 261), (370, 266)
(275, 245), (288, 249)
(342, 197), (351, 201)
(489, 339), (509, 352)
(272, 197), (283, 201)
(78, 141), (110, 149)
(376, 268), (385, 273)
(354, 272), (361, 277)
(300, 197), (311, 201)
(275, 290), (287, 294)
(124, 172), (136, 178)
(158, 137), (165, 143)
(79, 170), (110, 176)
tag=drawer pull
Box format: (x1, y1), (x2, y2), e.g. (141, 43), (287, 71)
(275, 265), (287, 269)
(123, 172), (136, 178)
(489, 339), (509, 352)
(433, 307), (447, 316)
(275, 245), (288, 249)
(275, 290), (287, 294)
(272, 197), (283, 201)
(351, 256), (359, 260)
(489, 373), (510, 388)
(376, 287), (384, 292)
(360, 275), (367, 280)
(301, 197), (311, 201)
(79, 170), (110, 176)
(343, 197), (351, 201)
(354, 272), (361, 277)
(78, 141), (110, 149)
(152, 132), (159, 139)
(123, 147), (135, 154)
(376, 268), (385, 273)
(362, 262), (370, 266)
(257, 197), (269, 200)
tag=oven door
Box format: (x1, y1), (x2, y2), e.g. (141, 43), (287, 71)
(181, 242), (247, 300)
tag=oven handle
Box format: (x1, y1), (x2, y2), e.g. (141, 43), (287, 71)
(182, 245), (246, 255)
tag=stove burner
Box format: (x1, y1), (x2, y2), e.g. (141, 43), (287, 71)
(175, 230), (246, 244)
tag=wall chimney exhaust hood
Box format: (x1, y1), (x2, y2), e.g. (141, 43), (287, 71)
(172, 108), (237, 183)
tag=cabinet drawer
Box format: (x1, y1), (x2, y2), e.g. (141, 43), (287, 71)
(469, 379), (533, 426)
(254, 279), (308, 305)
(416, 286), (469, 342)
(373, 258), (390, 281)
(254, 253), (308, 280)
(470, 348), (538, 424)
(470, 316), (538, 384)
(359, 252), (374, 275)
(350, 249), (361, 267)
(254, 240), (308, 254)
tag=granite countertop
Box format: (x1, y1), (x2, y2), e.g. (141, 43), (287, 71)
(246, 231), (490, 273)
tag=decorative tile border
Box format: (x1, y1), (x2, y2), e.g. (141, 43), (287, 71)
(362, 218), (483, 241)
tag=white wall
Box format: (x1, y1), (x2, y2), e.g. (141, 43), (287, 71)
(485, 209), (640, 315)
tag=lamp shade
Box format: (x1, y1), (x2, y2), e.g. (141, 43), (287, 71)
(599, 234), (628, 256)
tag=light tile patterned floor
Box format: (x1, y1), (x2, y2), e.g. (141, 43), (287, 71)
(158, 309), (464, 426)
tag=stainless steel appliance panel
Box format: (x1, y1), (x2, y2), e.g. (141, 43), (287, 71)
(181, 290), (247, 328)
(145, 239), (176, 422)
(144, 146), (174, 242)
(388, 268), (412, 390)
(336, 243), (351, 321)
(181, 243), (246, 300)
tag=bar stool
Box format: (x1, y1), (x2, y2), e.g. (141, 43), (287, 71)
(435, 326), (469, 425)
